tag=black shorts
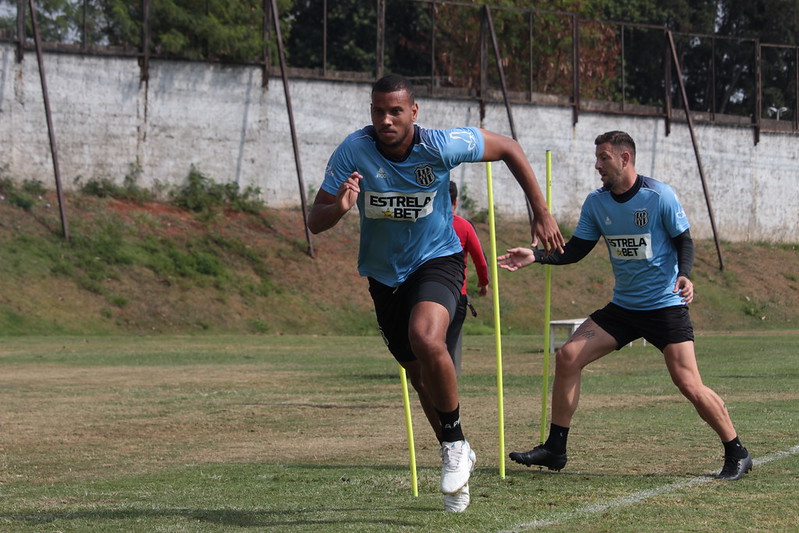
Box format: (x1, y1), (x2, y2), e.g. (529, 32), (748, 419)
(368, 252), (464, 363)
(589, 302), (694, 352)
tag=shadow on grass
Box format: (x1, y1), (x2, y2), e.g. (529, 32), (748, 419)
(1, 507), (432, 528)
(1, 463), (441, 529)
(506, 467), (720, 480)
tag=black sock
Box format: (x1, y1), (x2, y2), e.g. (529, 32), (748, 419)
(723, 436), (747, 459)
(439, 405), (465, 443)
(544, 423), (569, 454)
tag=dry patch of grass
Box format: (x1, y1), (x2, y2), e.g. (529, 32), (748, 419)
(1, 364), (284, 482)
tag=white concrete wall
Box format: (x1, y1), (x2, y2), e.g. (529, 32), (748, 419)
(1, 43), (797, 242)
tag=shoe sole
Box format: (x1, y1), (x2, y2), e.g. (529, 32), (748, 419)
(443, 484), (470, 512)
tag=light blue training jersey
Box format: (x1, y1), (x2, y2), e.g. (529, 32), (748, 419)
(321, 125), (485, 287)
(573, 175), (691, 310)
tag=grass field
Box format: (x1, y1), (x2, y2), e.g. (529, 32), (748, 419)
(1, 333), (797, 532)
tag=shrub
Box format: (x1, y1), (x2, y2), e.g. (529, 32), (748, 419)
(0, 174), (44, 211)
(75, 164), (155, 204)
(170, 165), (264, 214)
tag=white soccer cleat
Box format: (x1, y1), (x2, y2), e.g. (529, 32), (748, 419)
(443, 482), (470, 512)
(440, 439), (476, 494)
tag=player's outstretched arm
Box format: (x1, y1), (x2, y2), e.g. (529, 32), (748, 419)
(497, 247), (536, 271)
(479, 129), (564, 254)
(307, 172), (361, 234)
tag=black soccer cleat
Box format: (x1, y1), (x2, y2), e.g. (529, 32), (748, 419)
(509, 445), (567, 471)
(716, 451), (753, 481)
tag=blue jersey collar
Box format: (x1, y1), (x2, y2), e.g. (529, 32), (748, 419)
(610, 174), (643, 203)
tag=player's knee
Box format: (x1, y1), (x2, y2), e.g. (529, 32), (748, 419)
(409, 331), (445, 360)
(674, 379), (703, 403)
(555, 345), (582, 373)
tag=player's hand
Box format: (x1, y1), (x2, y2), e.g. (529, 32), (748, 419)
(336, 172), (362, 213)
(531, 211), (565, 255)
(674, 276), (694, 304)
(478, 284), (488, 297)
(498, 247), (536, 271)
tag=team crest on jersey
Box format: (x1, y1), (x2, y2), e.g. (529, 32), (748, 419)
(633, 209), (648, 227)
(415, 165), (435, 186)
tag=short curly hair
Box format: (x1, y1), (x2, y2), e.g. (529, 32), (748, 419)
(372, 74), (415, 103)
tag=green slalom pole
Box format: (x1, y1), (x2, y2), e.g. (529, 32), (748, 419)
(399, 366), (418, 497)
(485, 161), (506, 479)
(540, 151), (554, 444)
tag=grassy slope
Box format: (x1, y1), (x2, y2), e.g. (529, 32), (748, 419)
(0, 193), (797, 336)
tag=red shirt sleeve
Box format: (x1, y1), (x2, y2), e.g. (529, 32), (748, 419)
(453, 215), (490, 293)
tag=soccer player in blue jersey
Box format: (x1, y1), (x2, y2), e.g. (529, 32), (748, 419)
(498, 131), (751, 481)
(308, 74), (565, 512)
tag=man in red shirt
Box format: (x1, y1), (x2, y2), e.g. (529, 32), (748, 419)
(447, 182), (489, 375)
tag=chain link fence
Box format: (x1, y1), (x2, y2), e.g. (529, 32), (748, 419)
(1, 0), (796, 138)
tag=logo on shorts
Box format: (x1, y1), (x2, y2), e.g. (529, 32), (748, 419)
(415, 166), (435, 186)
(633, 209), (648, 227)
(377, 326), (390, 347)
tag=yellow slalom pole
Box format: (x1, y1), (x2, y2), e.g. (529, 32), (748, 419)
(485, 161), (506, 479)
(399, 366), (418, 497)
(540, 151), (554, 444)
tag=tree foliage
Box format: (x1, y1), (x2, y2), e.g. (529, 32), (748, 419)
(0, 0), (291, 62)
(1, 0), (798, 118)
(600, 0), (799, 117)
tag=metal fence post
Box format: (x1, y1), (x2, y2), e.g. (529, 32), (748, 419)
(15, 0), (24, 62)
(376, 0), (385, 79)
(667, 30), (724, 271)
(268, 0), (315, 258)
(29, 0), (69, 241)
(754, 39), (761, 145)
(140, 0), (150, 82)
(571, 14), (580, 125)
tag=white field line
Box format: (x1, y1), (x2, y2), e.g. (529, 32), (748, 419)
(501, 445), (799, 532)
